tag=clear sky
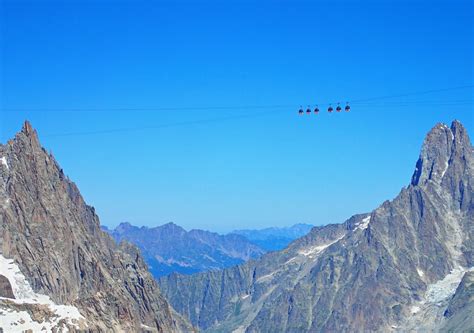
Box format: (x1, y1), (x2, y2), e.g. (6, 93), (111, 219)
(1, 0), (472, 233)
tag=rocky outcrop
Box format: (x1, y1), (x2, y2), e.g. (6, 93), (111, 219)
(159, 120), (473, 332)
(105, 222), (265, 278)
(0, 121), (194, 332)
(441, 270), (474, 332)
(0, 275), (14, 299)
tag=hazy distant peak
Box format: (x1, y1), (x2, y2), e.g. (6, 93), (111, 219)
(104, 221), (265, 278)
(114, 221), (135, 233)
(161, 221), (185, 230)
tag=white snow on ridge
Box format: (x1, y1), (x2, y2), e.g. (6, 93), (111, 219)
(417, 268), (425, 278)
(0, 254), (85, 331)
(298, 235), (345, 257)
(2, 198), (9, 209)
(354, 216), (371, 232)
(141, 323), (157, 331)
(0, 156), (8, 170)
(410, 305), (420, 314)
(440, 159), (449, 179)
(256, 271), (277, 283)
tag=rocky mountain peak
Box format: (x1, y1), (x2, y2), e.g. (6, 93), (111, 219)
(115, 221), (134, 233)
(159, 120), (473, 333)
(20, 120), (39, 140)
(161, 222), (187, 234)
(411, 120), (472, 186)
(12, 120), (42, 153)
(1, 121), (194, 332)
(451, 119), (473, 154)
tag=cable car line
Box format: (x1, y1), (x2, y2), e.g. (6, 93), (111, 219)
(348, 84), (473, 104)
(3, 85), (471, 137)
(1, 84), (472, 113)
(37, 98), (472, 138)
(42, 109), (288, 138)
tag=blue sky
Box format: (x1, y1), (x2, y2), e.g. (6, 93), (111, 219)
(1, 0), (472, 233)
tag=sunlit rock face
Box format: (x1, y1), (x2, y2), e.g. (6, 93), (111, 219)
(159, 120), (473, 333)
(0, 121), (194, 332)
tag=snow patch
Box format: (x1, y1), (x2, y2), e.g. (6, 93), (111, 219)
(410, 306), (420, 314)
(0, 156), (8, 170)
(424, 266), (471, 304)
(354, 216), (371, 232)
(440, 159), (449, 179)
(402, 266), (473, 330)
(298, 235), (345, 257)
(0, 254), (86, 331)
(0, 307), (53, 332)
(141, 324), (156, 331)
(417, 268), (425, 278)
(256, 271), (277, 283)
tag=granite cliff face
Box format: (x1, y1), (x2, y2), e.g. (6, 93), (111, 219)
(159, 120), (474, 332)
(0, 122), (193, 332)
(104, 222), (265, 278)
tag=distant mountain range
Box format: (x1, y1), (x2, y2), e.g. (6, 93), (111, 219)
(103, 222), (314, 278)
(103, 222), (266, 278)
(231, 223), (314, 251)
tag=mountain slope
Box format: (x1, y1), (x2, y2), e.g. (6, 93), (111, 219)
(105, 222), (265, 278)
(231, 223), (314, 251)
(0, 122), (193, 332)
(158, 120), (473, 332)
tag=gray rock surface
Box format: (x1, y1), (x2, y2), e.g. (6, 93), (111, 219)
(159, 120), (474, 332)
(0, 275), (14, 299)
(0, 121), (194, 332)
(441, 270), (474, 332)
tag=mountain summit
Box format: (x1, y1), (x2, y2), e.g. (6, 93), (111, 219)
(105, 222), (265, 278)
(412, 120), (472, 188)
(0, 121), (193, 332)
(159, 120), (473, 332)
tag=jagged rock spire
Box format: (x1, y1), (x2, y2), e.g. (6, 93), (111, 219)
(18, 120), (40, 148)
(411, 120), (472, 186)
(22, 120), (34, 135)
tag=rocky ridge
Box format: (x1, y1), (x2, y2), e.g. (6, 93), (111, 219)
(159, 120), (473, 332)
(0, 122), (194, 332)
(104, 222), (265, 278)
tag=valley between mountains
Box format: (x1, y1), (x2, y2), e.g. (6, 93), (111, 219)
(0, 120), (472, 332)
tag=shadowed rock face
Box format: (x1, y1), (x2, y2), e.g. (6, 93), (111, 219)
(0, 122), (193, 332)
(0, 275), (14, 299)
(441, 270), (474, 331)
(159, 120), (473, 333)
